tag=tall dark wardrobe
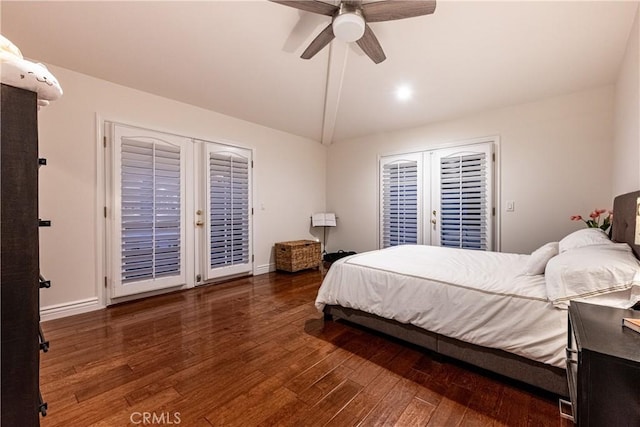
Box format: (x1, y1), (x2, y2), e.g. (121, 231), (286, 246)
(1, 83), (47, 425)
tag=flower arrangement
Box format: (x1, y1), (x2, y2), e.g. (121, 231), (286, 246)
(570, 209), (613, 232)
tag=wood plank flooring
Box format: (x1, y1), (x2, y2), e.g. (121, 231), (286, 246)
(39, 270), (572, 426)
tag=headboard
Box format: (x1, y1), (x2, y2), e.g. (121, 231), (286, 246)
(612, 190), (640, 259)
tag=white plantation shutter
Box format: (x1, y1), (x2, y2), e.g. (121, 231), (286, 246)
(435, 143), (493, 250)
(121, 139), (182, 281)
(379, 142), (494, 251)
(380, 154), (422, 248)
(111, 124), (187, 298)
(205, 144), (252, 279)
(210, 153), (250, 267)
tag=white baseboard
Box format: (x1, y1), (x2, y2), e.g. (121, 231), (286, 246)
(40, 266), (278, 320)
(40, 297), (104, 321)
(255, 263), (275, 275)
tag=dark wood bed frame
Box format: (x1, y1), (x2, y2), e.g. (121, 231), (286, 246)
(323, 190), (640, 397)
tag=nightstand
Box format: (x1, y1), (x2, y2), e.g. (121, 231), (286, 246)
(565, 301), (640, 426)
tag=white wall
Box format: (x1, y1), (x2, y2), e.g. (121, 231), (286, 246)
(326, 86), (615, 255)
(612, 4), (640, 195)
(37, 65), (326, 316)
(35, 9), (638, 316)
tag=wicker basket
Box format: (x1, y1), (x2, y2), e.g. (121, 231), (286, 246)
(275, 240), (321, 272)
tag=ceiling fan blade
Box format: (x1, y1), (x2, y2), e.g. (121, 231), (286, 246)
(362, 0), (436, 22)
(301, 23), (335, 59)
(356, 24), (386, 64)
(269, 0), (338, 17)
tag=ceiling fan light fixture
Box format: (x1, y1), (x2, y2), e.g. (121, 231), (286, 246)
(332, 12), (365, 42)
(271, 0), (437, 63)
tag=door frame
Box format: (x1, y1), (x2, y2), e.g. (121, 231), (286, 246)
(97, 118), (255, 306)
(377, 135), (501, 251)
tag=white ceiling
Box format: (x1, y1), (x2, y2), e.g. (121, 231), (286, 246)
(1, 1), (637, 143)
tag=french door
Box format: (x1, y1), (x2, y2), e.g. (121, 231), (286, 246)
(109, 124), (188, 298)
(107, 123), (253, 300)
(203, 143), (252, 280)
(380, 153), (423, 247)
(380, 141), (494, 250)
(431, 144), (493, 250)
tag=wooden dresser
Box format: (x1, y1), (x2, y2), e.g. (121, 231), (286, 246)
(1, 83), (47, 425)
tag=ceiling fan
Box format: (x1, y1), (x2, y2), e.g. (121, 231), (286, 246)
(270, 0), (436, 64)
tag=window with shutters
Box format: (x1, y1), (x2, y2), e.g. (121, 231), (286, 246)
(205, 144), (252, 279)
(379, 141), (495, 251)
(121, 139), (182, 282)
(439, 152), (488, 250)
(380, 153), (422, 248)
(209, 153), (250, 268)
(107, 123), (254, 301)
(110, 124), (188, 298)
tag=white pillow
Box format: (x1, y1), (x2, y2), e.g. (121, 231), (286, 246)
(522, 242), (559, 275)
(558, 228), (613, 253)
(545, 243), (640, 308)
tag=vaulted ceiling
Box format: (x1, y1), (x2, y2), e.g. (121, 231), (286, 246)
(1, 1), (637, 144)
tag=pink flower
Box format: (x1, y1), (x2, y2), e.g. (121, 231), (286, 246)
(570, 208), (613, 232)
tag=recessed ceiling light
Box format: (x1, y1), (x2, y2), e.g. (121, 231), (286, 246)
(396, 85), (412, 101)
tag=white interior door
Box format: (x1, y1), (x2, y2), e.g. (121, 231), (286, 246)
(430, 143), (494, 250)
(204, 143), (253, 280)
(110, 124), (188, 298)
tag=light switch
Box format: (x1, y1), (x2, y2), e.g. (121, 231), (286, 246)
(506, 200), (515, 212)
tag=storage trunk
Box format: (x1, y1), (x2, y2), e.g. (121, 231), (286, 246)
(275, 240), (321, 272)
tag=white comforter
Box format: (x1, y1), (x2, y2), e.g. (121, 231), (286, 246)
(315, 245), (567, 367)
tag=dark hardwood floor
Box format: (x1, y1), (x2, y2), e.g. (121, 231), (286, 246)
(39, 270), (572, 426)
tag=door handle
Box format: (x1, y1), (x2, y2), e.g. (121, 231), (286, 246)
(196, 220), (204, 226)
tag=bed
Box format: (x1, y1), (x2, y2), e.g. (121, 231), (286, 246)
(317, 191), (640, 397)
